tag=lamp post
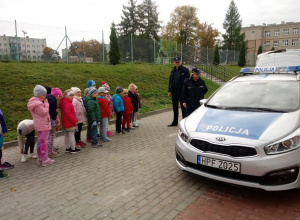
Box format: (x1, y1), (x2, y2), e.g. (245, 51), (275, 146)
(22, 30), (27, 59)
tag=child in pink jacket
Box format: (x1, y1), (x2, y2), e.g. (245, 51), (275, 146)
(27, 85), (55, 167)
(72, 87), (87, 148)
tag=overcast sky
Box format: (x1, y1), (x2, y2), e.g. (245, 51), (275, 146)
(1, 0), (299, 47)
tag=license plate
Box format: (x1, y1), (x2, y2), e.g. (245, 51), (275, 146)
(197, 155), (241, 172)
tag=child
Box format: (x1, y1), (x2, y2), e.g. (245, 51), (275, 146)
(86, 87), (102, 147)
(97, 87), (111, 142)
(46, 87), (61, 158)
(59, 89), (80, 154)
(122, 89), (133, 132)
(0, 124), (8, 178)
(128, 83), (139, 128)
(135, 86), (141, 125)
(102, 81), (114, 136)
(0, 108), (14, 171)
(71, 87), (87, 148)
(17, 119), (37, 162)
(112, 87), (125, 134)
(87, 80), (96, 89)
(27, 85), (55, 167)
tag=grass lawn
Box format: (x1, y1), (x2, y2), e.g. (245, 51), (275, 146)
(0, 62), (221, 142)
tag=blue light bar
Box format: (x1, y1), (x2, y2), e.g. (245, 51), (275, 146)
(240, 67), (254, 73)
(287, 66), (300, 71)
(240, 65), (300, 74)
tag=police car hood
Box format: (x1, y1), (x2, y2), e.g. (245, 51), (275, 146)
(184, 107), (300, 141)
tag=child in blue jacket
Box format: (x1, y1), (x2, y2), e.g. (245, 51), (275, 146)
(112, 87), (125, 134)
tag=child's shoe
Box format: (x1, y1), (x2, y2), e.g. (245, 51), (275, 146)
(130, 126), (135, 130)
(0, 170), (8, 178)
(133, 122), (139, 127)
(126, 128), (130, 132)
(37, 158), (42, 165)
(42, 159), (55, 167)
(92, 142), (102, 148)
(102, 137), (111, 142)
(0, 162), (14, 169)
(79, 140), (86, 146)
(30, 153), (38, 159)
(107, 131), (114, 136)
(86, 138), (92, 142)
(71, 148), (81, 154)
(21, 155), (27, 163)
(65, 148), (71, 153)
(49, 151), (61, 158)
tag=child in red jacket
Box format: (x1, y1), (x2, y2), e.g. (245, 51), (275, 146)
(59, 89), (79, 154)
(97, 87), (112, 142)
(122, 89), (133, 132)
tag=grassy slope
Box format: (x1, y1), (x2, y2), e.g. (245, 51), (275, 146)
(0, 62), (220, 141)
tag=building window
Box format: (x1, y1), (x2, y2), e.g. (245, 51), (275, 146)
(264, 31), (270, 37)
(264, 41), (270, 47)
(292, 39), (298, 46)
(0, 49), (2, 52)
(0, 43), (1, 46)
(4, 43), (7, 46)
(273, 41), (279, 48)
(282, 40), (289, 46)
(293, 28), (299, 35)
(27, 45), (30, 48)
(252, 31), (255, 34)
(283, 28), (289, 35)
(274, 29), (280, 36)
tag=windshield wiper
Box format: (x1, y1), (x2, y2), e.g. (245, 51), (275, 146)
(205, 104), (224, 109)
(223, 106), (287, 113)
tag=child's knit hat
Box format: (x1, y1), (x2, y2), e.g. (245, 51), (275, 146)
(45, 86), (52, 94)
(51, 88), (62, 97)
(116, 86), (123, 94)
(102, 81), (110, 91)
(33, 85), (47, 97)
(71, 87), (81, 94)
(84, 88), (89, 96)
(89, 87), (97, 96)
(87, 80), (96, 88)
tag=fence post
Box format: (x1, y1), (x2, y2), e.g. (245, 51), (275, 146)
(102, 31), (105, 64)
(206, 46), (208, 65)
(131, 34), (133, 64)
(180, 43), (182, 61)
(65, 26), (68, 64)
(153, 39), (156, 64)
(15, 20), (20, 62)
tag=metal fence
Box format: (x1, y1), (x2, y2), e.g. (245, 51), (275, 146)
(0, 20), (242, 65)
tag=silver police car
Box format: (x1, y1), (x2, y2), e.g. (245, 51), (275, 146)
(175, 65), (300, 191)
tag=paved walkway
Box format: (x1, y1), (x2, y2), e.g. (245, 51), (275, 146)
(1, 110), (300, 220)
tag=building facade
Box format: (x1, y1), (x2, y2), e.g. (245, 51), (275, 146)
(241, 21), (300, 65)
(0, 34), (47, 60)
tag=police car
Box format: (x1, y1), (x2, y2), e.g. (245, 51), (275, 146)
(175, 63), (300, 191)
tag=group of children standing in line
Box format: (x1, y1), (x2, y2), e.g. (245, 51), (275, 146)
(0, 80), (141, 178)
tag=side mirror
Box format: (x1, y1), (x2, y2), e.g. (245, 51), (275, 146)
(200, 99), (207, 105)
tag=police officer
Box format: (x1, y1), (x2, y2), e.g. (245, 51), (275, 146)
(168, 57), (190, 126)
(182, 68), (208, 116)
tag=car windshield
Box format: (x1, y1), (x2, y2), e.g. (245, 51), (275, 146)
(207, 80), (300, 112)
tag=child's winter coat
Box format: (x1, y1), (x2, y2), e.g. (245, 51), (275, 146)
(27, 97), (51, 131)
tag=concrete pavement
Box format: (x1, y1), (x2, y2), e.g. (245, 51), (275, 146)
(0, 110), (208, 220)
(2, 109), (300, 220)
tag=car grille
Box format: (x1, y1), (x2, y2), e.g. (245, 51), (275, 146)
(190, 139), (257, 157)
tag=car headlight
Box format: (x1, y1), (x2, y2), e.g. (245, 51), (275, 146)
(264, 135), (300, 155)
(179, 126), (189, 142)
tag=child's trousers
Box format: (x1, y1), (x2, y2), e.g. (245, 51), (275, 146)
(122, 113), (131, 128)
(64, 129), (75, 150)
(100, 117), (108, 139)
(24, 130), (35, 155)
(37, 130), (49, 161)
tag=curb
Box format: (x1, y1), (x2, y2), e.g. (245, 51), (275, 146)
(3, 107), (172, 149)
